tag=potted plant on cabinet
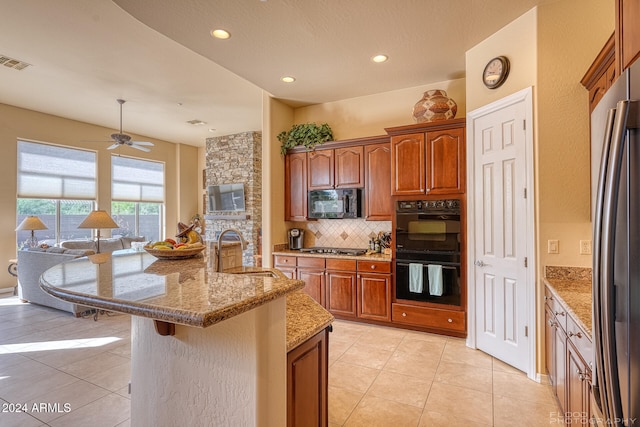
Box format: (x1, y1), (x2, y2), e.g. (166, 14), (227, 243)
(278, 123), (334, 154)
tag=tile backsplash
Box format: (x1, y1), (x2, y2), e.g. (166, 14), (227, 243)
(287, 219), (391, 249)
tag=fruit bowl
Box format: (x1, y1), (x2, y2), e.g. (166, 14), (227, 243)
(143, 245), (205, 259)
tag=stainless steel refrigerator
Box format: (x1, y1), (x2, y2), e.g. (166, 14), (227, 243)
(592, 61), (640, 426)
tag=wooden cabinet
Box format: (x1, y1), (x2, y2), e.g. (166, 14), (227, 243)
(364, 143), (392, 220)
(287, 327), (328, 427)
(326, 259), (358, 318)
(390, 133), (425, 195)
(391, 303), (465, 334)
(285, 153), (308, 221)
(617, 0), (640, 71)
(356, 260), (391, 321)
(308, 146), (364, 190)
(274, 255), (297, 279)
(297, 257), (326, 306)
(387, 119), (466, 196)
(545, 285), (593, 423)
(308, 149), (334, 190)
(335, 146), (364, 188)
(581, 34), (618, 113)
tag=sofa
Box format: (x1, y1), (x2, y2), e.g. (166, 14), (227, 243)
(17, 236), (146, 316)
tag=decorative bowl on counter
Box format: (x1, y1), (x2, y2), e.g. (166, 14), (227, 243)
(143, 246), (205, 259)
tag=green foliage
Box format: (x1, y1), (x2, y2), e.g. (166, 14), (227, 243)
(277, 123), (334, 154)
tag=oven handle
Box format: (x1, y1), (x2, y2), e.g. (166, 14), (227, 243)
(395, 261), (460, 269)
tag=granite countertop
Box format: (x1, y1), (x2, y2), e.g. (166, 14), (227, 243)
(543, 266), (592, 336)
(273, 249), (392, 262)
(40, 250), (304, 329)
(286, 291), (334, 352)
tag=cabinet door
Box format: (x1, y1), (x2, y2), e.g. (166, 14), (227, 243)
(554, 322), (567, 415)
(364, 143), (392, 220)
(357, 273), (390, 321)
(545, 305), (557, 387)
(567, 341), (591, 425)
(335, 146), (364, 188)
(297, 268), (326, 307)
(390, 133), (425, 195)
(326, 270), (357, 318)
(308, 149), (334, 190)
(287, 328), (328, 427)
(425, 127), (465, 194)
(285, 153), (308, 221)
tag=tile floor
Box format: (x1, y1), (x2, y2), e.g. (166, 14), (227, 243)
(0, 296), (561, 426)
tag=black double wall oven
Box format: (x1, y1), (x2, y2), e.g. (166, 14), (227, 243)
(394, 199), (461, 307)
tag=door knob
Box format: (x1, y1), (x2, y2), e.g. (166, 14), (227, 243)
(475, 260), (487, 267)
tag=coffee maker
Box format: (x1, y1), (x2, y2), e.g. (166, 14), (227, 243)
(288, 228), (304, 250)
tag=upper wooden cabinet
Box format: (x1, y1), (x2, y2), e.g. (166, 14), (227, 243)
(617, 0), (640, 71)
(581, 33), (618, 112)
(386, 118), (466, 196)
(285, 152), (308, 221)
(308, 146), (364, 190)
(364, 143), (392, 220)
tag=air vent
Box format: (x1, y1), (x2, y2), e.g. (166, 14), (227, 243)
(0, 55), (31, 70)
(186, 119), (207, 126)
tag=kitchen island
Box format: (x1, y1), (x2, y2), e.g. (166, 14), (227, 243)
(39, 250), (331, 427)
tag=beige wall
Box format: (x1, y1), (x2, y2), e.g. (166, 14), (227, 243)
(0, 103), (199, 290)
(465, 1), (613, 374)
(294, 79), (466, 140)
(262, 95), (294, 267)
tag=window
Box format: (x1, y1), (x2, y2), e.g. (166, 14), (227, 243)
(111, 155), (164, 241)
(16, 141), (97, 247)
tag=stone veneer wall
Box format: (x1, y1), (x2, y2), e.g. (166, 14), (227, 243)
(204, 131), (261, 266)
(286, 219), (391, 250)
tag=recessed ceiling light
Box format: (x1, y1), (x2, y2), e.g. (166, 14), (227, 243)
(281, 76), (296, 83)
(211, 29), (231, 39)
(208, 128), (217, 133)
(372, 54), (388, 63)
(187, 119), (207, 126)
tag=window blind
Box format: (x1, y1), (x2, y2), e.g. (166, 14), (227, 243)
(112, 156), (164, 202)
(17, 141), (97, 199)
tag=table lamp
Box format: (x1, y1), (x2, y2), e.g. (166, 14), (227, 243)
(78, 210), (118, 253)
(15, 216), (48, 248)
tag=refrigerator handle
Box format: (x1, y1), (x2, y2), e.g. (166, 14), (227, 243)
(599, 99), (635, 425)
(592, 107), (617, 418)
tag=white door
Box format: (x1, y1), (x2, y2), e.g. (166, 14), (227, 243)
(469, 90), (532, 373)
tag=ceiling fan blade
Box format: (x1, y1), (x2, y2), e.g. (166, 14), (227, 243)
(130, 144), (151, 152)
(107, 144), (120, 150)
(130, 141), (154, 146)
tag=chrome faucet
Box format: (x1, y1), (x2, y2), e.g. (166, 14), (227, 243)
(216, 228), (248, 272)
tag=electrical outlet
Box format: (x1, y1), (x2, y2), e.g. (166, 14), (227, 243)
(580, 240), (592, 255)
(548, 239), (559, 254)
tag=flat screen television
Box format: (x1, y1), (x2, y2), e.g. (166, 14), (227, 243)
(207, 183), (245, 212)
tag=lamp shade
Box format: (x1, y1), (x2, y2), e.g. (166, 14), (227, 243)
(15, 216), (48, 231)
(78, 210), (118, 230)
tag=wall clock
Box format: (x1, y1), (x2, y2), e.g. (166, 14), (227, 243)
(482, 56), (510, 89)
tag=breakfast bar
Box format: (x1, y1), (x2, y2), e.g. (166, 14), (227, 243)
(38, 250), (327, 426)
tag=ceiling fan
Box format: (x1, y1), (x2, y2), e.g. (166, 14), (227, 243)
(105, 99), (154, 152)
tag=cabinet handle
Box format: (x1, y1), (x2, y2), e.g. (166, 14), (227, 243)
(370, 265), (376, 269)
(402, 312), (407, 317)
(548, 319), (557, 327)
(568, 331), (583, 339)
(554, 311), (565, 317)
(447, 318), (453, 323)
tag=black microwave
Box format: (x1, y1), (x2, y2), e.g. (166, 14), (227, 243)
(308, 188), (362, 219)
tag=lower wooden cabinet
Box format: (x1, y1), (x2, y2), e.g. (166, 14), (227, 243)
(357, 260), (391, 321)
(326, 259), (358, 318)
(297, 257), (326, 307)
(287, 327), (329, 427)
(545, 285), (593, 423)
(391, 303), (465, 333)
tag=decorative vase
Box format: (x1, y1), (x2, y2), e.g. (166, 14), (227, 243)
(412, 90), (457, 123)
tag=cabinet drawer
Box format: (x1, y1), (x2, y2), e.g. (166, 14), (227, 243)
(274, 255), (297, 267)
(544, 286), (567, 331)
(566, 315), (592, 363)
(357, 260), (391, 274)
(326, 258), (357, 271)
(392, 303), (465, 332)
(297, 256), (325, 268)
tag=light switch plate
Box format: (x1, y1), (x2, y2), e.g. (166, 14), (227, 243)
(548, 239), (559, 254)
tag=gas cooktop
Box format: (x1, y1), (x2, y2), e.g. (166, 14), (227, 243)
(299, 247), (367, 256)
